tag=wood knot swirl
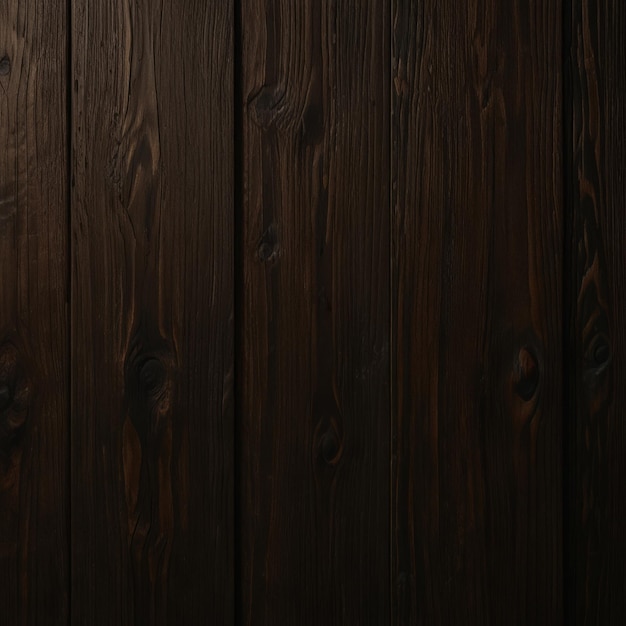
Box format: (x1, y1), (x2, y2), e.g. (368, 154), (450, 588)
(320, 430), (340, 465)
(257, 223), (279, 263)
(587, 333), (611, 370)
(582, 327), (611, 396)
(250, 85), (286, 130)
(0, 56), (10, 76)
(0, 341), (32, 455)
(124, 332), (175, 440)
(592, 339), (610, 366)
(513, 345), (540, 401)
(314, 415), (343, 468)
(138, 358), (167, 400)
(257, 241), (274, 261)
(0, 385), (11, 411)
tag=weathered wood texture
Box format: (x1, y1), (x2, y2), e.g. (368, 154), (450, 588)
(70, 1), (233, 623)
(239, 1), (390, 623)
(0, 1), (69, 623)
(2, 0), (625, 622)
(392, 1), (563, 623)
(565, 0), (626, 623)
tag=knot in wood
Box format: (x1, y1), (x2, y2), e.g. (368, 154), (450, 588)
(124, 331), (176, 440)
(257, 223), (278, 263)
(320, 430), (340, 465)
(139, 358), (166, 399)
(0, 341), (32, 451)
(591, 335), (610, 367)
(315, 418), (343, 468)
(258, 242), (274, 261)
(0, 56), (10, 76)
(251, 86), (284, 129)
(0, 341), (32, 414)
(0, 385), (11, 411)
(514, 346), (539, 401)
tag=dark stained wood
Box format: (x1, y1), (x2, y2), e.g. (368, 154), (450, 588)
(238, 1), (390, 623)
(70, 0), (233, 623)
(4, 2), (625, 621)
(565, 0), (626, 622)
(391, 1), (563, 623)
(0, 1), (69, 623)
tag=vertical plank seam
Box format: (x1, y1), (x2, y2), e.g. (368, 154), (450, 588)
(389, 0), (395, 623)
(561, 0), (574, 622)
(66, 0), (73, 621)
(233, 0), (243, 623)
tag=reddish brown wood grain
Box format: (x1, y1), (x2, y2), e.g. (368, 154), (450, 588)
(565, 0), (626, 623)
(70, 1), (233, 623)
(238, 1), (390, 623)
(392, 1), (563, 623)
(0, 1), (69, 623)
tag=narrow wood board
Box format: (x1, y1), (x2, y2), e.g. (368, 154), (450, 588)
(70, 1), (234, 622)
(392, 1), (563, 623)
(565, 0), (626, 622)
(0, 1), (69, 622)
(239, 1), (391, 623)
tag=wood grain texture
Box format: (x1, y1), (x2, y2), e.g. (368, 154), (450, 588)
(391, 1), (562, 623)
(0, 1), (69, 623)
(238, 1), (390, 623)
(70, 0), (233, 623)
(565, 0), (626, 622)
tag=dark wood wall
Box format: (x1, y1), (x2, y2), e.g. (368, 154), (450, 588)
(393, 0), (563, 623)
(0, 0), (623, 624)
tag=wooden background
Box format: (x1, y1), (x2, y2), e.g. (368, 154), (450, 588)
(0, 0), (623, 624)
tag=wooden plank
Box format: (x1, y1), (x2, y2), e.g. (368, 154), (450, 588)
(0, 1), (69, 623)
(391, 1), (563, 623)
(238, 1), (390, 623)
(565, 0), (626, 622)
(70, 1), (233, 623)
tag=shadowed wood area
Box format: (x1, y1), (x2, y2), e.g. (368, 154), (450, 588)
(0, 0), (69, 622)
(238, 0), (390, 623)
(565, 0), (626, 623)
(391, 0), (563, 623)
(70, 0), (233, 623)
(2, 0), (626, 623)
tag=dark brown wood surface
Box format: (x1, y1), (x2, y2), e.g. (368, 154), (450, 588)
(238, 1), (390, 623)
(70, 0), (233, 623)
(1, 0), (625, 623)
(0, 1), (69, 623)
(391, 0), (563, 623)
(565, 0), (626, 623)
